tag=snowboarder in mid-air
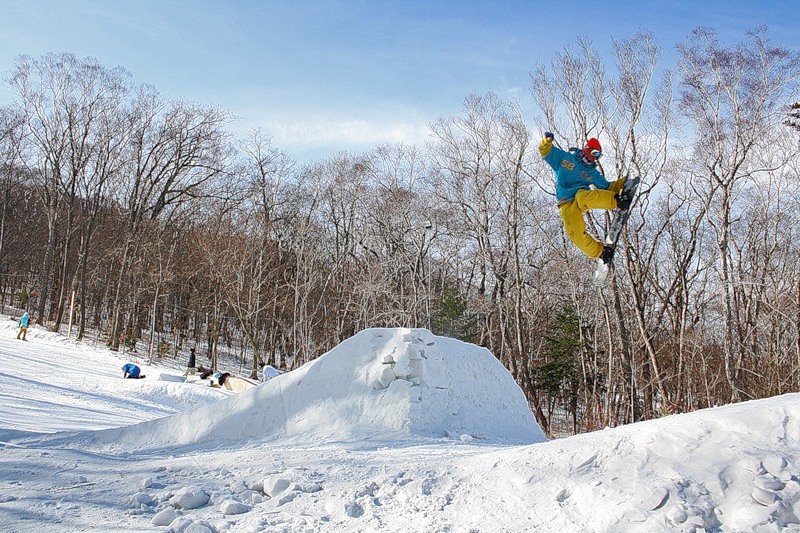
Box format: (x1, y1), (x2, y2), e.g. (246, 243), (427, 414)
(539, 132), (633, 271)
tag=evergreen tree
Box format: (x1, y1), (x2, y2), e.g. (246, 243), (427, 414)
(533, 304), (597, 433)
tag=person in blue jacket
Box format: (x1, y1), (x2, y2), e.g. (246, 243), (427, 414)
(17, 311), (30, 340)
(122, 363), (145, 379)
(539, 132), (631, 266)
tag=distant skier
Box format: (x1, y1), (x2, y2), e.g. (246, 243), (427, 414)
(17, 311), (30, 341)
(539, 132), (631, 267)
(122, 363), (145, 379)
(187, 347), (197, 369)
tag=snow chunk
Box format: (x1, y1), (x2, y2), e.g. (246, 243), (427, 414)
(164, 515), (219, 533)
(274, 491), (297, 506)
(180, 520), (216, 533)
(129, 492), (153, 506)
(374, 365), (396, 390)
(169, 486), (209, 509)
(754, 474), (785, 492)
(239, 489), (265, 504)
(762, 455), (788, 477)
(751, 487), (778, 506)
(219, 499), (251, 515)
(263, 477), (293, 498)
(150, 507), (179, 526)
(345, 501), (364, 518)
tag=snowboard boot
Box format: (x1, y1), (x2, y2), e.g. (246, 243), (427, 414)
(615, 190), (633, 210)
(599, 245), (615, 265)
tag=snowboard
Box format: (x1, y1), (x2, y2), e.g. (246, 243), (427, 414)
(593, 176), (640, 287)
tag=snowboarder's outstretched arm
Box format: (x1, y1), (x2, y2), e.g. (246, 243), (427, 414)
(539, 132), (554, 158)
(539, 132), (571, 171)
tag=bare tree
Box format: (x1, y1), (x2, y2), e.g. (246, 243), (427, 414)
(607, 32), (674, 416)
(282, 160), (329, 366)
(428, 93), (542, 422)
(107, 86), (232, 349)
(677, 27), (800, 400)
(223, 130), (294, 378)
(7, 53), (75, 324)
(4, 53), (134, 330)
(75, 91), (130, 338)
(531, 36), (611, 145)
(0, 106), (26, 273)
(192, 201), (237, 371)
(360, 143), (432, 327)
(54, 58), (132, 332)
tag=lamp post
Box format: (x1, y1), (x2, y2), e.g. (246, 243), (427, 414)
(424, 220), (432, 331)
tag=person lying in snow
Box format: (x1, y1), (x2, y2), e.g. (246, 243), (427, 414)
(212, 371), (231, 386)
(122, 363), (145, 379)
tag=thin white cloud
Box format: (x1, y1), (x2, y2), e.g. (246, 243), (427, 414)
(264, 117), (431, 149)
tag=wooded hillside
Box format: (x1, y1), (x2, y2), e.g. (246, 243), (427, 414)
(2, 29), (798, 436)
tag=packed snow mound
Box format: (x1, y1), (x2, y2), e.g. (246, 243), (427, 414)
(455, 393), (800, 532)
(79, 328), (545, 451)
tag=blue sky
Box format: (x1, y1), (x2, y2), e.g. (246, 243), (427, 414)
(1, 0), (798, 161)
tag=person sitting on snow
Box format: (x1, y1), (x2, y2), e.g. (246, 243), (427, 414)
(122, 363), (145, 379)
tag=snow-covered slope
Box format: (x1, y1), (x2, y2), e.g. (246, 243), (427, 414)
(1, 319), (799, 532)
(0, 319), (231, 437)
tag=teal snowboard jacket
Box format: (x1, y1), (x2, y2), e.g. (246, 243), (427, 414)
(540, 140), (611, 204)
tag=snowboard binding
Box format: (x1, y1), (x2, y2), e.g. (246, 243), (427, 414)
(593, 176), (640, 287)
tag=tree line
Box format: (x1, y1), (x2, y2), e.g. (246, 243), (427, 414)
(1, 28), (798, 436)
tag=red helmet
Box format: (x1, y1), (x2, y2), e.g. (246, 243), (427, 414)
(581, 137), (603, 164)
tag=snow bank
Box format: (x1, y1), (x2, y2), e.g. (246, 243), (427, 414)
(464, 393), (800, 532)
(80, 328), (545, 451)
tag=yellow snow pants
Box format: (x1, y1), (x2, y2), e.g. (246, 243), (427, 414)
(559, 180), (625, 259)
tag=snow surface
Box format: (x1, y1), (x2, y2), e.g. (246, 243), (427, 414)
(1, 317), (800, 532)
